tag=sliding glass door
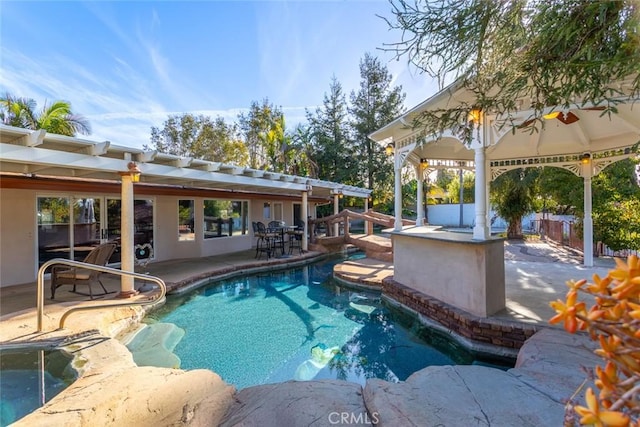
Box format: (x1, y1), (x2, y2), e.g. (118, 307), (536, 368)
(37, 195), (154, 267)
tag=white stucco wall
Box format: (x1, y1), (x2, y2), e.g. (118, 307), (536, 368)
(1, 188), (38, 286)
(393, 230), (506, 317)
(426, 203), (537, 230)
(0, 188), (305, 288)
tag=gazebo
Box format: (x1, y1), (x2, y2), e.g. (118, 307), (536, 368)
(369, 78), (639, 317)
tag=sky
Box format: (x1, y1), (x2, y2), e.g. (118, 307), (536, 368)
(0, 1), (438, 150)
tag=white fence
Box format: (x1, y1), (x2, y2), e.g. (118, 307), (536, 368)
(425, 203), (536, 231)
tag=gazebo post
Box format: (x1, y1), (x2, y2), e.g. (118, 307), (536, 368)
(582, 157), (594, 267)
(394, 150), (403, 231)
(415, 163), (425, 226)
(472, 113), (490, 240)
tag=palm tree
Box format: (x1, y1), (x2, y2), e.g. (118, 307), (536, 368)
(0, 93), (91, 136)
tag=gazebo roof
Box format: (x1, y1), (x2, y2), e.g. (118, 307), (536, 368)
(369, 78), (639, 168)
(0, 124), (371, 199)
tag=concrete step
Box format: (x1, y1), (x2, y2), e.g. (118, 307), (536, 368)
(122, 322), (185, 369)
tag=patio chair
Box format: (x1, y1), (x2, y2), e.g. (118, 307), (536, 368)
(288, 220), (304, 255)
(268, 221), (286, 256)
(50, 242), (117, 300)
(253, 222), (273, 259)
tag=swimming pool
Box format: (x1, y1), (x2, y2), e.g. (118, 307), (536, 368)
(135, 255), (513, 389)
(0, 347), (76, 426)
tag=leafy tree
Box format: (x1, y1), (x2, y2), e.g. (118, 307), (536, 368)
(147, 113), (248, 165)
(307, 76), (356, 184)
(290, 123), (319, 178)
(593, 199), (640, 251)
(434, 169), (456, 193)
(383, 1), (639, 143)
(1, 93), (91, 136)
(446, 171), (475, 204)
(238, 99), (283, 170)
(491, 168), (540, 239)
(259, 114), (292, 173)
(349, 53), (405, 194)
(539, 159), (640, 249)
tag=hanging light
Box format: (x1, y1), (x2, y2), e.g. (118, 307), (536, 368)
(420, 158), (429, 167)
(120, 161), (141, 183)
(385, 142), (395, 156)
(580, 153), (591, 164)
(468, 108), (482, 124)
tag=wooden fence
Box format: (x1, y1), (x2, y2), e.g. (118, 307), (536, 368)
(532, 219), (638, 258)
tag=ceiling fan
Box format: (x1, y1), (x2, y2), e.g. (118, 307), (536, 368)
(518, 106), (605, 128)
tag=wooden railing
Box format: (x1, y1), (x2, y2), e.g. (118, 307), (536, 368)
(308, 209), (414, 243)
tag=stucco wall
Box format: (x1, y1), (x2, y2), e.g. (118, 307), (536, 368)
(0, 188), (37, 286)
(392, 231), (506, 317)
(0, 189), (303, 287)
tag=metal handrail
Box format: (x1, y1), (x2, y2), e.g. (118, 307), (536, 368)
(37, 258), (166, 332)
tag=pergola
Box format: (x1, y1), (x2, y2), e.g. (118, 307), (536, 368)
(0, 124), (371, 294)
(370, 78), (639, 267)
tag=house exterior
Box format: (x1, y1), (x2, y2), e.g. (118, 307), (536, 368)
(0, 124), (371, 288)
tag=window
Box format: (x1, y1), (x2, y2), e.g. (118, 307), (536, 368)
(204, 199), (248, 239)
(263, 202), (271, 219)
(178, 199), (195, 241)
(273, 202), (283, 221)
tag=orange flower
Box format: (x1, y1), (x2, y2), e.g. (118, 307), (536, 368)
(549, 290), (586, 333)
(594, 362), (619, 403)
(574, 388), (630, 426)
(588, 274), (612, 294)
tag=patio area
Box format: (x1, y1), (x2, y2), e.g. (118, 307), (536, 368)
(1, 238), (616, 336)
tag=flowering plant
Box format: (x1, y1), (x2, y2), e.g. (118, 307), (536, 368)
(550, 255), (639, 426)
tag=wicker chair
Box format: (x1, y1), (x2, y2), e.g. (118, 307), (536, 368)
(50, 242), (117, 300)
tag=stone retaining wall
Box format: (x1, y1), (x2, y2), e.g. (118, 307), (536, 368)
(382, 276), (540, 349)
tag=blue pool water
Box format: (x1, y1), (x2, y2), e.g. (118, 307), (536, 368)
(0, 348), (75, 426)
(143, 255), (512, 389)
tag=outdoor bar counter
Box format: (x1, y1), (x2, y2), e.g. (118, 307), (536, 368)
(391, 227), (506, 317)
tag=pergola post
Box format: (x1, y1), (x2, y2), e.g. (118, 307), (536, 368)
(416, 163), (425, 226)
(302, 190), (308, 251)
(117, 162), (140, 298)
(582, 160), (594, 267)
(333, 194), (340, 236)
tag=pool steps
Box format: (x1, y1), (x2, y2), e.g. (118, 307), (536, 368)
(120, 322), (185, 369)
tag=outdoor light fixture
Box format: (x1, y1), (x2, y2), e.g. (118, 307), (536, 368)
(468, 108), (482, 124)
(580, 153), (591, 164)
(420, 158), (429, 167)
(385, 142), (395, 156)
(121, 161), (141, 182)
(543, 111), (561, 120)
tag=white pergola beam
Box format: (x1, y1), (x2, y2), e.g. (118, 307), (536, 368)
(16, 129), (45, 147)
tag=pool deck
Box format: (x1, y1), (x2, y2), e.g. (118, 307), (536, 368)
(0, 238), (616, 330)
